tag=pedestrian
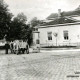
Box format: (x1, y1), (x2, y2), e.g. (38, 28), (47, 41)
(13, 41), (17, 54)
(10, 41), (14, 53)
(5, 41), (10, 54)
(26, 40), (29, 54)
(18, 40), (24, 54)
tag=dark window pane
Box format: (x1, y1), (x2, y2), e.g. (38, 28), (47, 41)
(47, 32), (52, 40)
(36, 39), (39, 44)
(63, 31), (69, 40)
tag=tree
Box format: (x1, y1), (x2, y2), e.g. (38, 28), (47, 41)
(9, 19), (22, 40)
(9, 13), (27, 40)
(30, 17), (43, 27)
(14, 13), (27, 24)
(20, 24), (33, 45)
(0, 0), (12, 40)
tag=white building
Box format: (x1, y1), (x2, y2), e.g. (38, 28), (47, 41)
(33, 6), (80, 47)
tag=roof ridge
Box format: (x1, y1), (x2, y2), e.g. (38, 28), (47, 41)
(47, 6), (80, 19)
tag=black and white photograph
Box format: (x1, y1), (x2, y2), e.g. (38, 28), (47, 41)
(1, 0), (80, 80)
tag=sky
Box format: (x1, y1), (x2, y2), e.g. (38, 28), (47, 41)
(4, 0), (80, 21)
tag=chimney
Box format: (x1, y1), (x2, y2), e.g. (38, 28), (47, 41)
(58, 9), (61, 17)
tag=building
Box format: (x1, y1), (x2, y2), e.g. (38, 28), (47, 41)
(33, 6), (80, 47)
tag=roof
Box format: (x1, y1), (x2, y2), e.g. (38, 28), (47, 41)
(37, 22), (80, 28)
(47, 6), (80, 20)
(41, 17), (78, 26)
(34, 5), (80, 28)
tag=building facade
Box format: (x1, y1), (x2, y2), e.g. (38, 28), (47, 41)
(36, 22), (80, 47)
(33, 6), (80, 47)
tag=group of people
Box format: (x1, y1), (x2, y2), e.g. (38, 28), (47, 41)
(5, 40), (29, 54)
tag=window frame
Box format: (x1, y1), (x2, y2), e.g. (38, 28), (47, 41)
(63, 30), (69, 40)
(47, 32), (52, 41)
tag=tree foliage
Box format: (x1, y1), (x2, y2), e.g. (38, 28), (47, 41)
(0, 0), (33, 45)
(0, 0), (12, 40)
(30, 17), (43, 27)
(9, 13), (26, 40)
(14, 13), (27, 24)
(9, 13), (33, 45)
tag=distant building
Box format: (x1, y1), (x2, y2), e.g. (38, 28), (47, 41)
(33, 5), (80, 47)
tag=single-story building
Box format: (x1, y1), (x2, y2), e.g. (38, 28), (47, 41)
(33, 5), (80, 47)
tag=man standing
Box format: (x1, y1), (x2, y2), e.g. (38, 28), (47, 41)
(10, 41), (14, 53)
(26, 40), (29, 54)
(5, 41), (10, 54)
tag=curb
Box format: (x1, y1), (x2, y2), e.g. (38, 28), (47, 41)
(40, 48), (80, 53)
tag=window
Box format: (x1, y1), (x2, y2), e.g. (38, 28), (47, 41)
(33, 28), (35, 31)
(33, 28), (38, 31)
(36, 39), (39, 44)
(63, 31), (69, 40)
(47, 32), (52, 40)
(35, 28), (38, 31)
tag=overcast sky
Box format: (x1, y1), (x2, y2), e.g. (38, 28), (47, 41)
(4, 0), (80, 21)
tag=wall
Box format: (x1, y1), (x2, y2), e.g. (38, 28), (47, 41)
(72, 16), (80, 20)
(33, 32), (39, 45)
(38, 24), (80, 46)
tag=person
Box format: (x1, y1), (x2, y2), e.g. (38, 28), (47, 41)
(10, 41), (14, 53)
(18, 40), (29, 54)
(26, 40), (29, 54)
(13, 40), (19, 54)
(5, 41), (10, 54)
(18, 40), (24, 54)
(20, 40), (26, 54)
